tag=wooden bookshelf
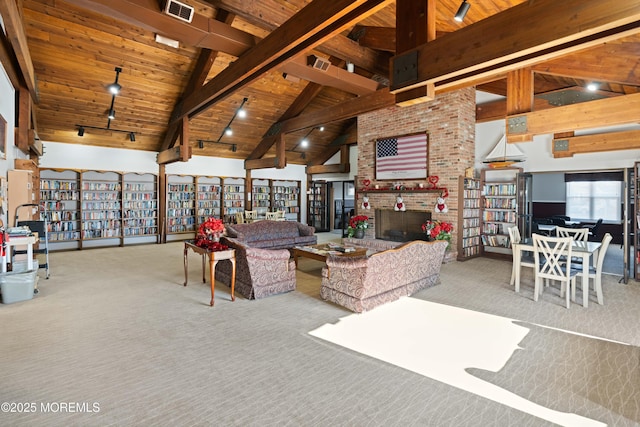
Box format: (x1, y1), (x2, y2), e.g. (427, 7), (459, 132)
(457, 176), (481, 261)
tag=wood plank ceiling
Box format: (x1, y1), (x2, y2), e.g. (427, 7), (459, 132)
(12, 0), (640, 166)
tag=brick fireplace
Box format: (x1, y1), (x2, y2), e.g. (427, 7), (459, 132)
(356, 87), (476, 261)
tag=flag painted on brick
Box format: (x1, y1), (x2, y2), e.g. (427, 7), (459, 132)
(375, 133), (428, 179)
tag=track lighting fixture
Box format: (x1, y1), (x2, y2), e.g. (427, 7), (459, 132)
(75, 124), (136, 141)
(198, 139), (239, 152)
(454, 0), (470, 22)
(216, 97), (249, 143)
(105, 66), (124, 128)
(76, 66), (134, 140)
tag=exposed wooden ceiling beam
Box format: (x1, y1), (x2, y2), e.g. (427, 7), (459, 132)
(279, 54), (379, 96)
(161, 10), (236, 151)
(351, 25), (395, 52)
(276, 88), (396, 135)
(171, 0), (394, 123)
(204, 0), (390, 77)
(0, 32), (21, 89)
(351, 25), (450, 52)
(0, 0), (38, 100)
(506, 68), (534, 115)
(531, 37), (640, 87)
(306, 163), (349, 174)
(552, 129), (640, 158)
(476, 85), (622, 122)
(247, 57), (345, 161)
(62, 0), (257, 55)
(394, 0), (436, 106)
(391, 0), (640, 94)
(507, 91), (640, 142)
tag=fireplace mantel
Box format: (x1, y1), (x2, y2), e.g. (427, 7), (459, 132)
(360, 188), (442, 194)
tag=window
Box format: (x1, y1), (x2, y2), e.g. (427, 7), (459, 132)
(565, 181), (622, 222)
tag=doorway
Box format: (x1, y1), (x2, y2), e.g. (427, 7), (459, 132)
(332, 181), (355, 237)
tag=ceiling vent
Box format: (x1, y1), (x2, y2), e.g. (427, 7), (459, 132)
(163, 0), (194, 23)
(307, 55), (331, 72)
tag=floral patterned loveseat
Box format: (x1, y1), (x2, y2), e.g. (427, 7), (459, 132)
(320, 240), (447, 312)
(225, 220), (316, 249)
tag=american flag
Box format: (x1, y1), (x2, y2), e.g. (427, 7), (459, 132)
(376, 133), (428, 179)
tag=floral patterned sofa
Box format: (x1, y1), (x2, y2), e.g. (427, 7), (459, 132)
(225, 220), (316, 249)
(320, 240), (447, 312)
(216, 237), (296, 300)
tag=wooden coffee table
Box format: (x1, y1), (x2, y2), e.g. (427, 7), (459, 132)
(292, 243), (368, 268)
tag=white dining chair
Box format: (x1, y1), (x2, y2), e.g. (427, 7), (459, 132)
(555, 226), (590, 265)
(235, 212), (245, 224)
(532, 234), (579, 309)
(555, 226), (588, 242)
(508, 226), (535, 288)
(572, 232), (612, 306)
(244, 210), (258, 222)
(265, 212), (278, 220)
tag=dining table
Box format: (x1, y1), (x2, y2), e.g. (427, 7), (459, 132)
(512, 237), (602, 307)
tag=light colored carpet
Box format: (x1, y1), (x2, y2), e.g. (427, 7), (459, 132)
(0, 241), (638, 426)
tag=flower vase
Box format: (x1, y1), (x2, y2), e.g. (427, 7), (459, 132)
(211, 232), (221, 243)
(425, 236), (434, 242)
(354, 229), (365, 239)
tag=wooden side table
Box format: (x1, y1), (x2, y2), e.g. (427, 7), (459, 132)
(183, 241), (236, 306)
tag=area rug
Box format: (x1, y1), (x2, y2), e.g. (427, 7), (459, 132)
(309, 297), (640, 427)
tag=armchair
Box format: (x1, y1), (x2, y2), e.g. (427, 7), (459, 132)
(216, 237), (296, 299)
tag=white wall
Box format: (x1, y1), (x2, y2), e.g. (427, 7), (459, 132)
(41, 142), (159, 172)
(476, 119), (640, 173)
(40, 142), (310, 221)
(476, 119), (640, 204)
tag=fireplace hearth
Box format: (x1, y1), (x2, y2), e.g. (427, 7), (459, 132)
(375, 209), (431, 242)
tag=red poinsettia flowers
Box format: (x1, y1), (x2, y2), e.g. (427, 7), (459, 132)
(195, 217), (228, 251)
(422, 219), (453, 243)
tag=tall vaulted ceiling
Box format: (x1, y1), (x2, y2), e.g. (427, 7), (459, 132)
(4, 0), (640, 165)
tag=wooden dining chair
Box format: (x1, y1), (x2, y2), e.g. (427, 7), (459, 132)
(532, 234), (579, 309)
(572, 233), (612, 306)
(265, 212), (278, 220)
(276, 210), (286, 221)
(507, 226), (535, 288)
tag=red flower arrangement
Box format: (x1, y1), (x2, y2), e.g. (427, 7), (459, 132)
(347, 215), (369, 237)
(195, 217), (229, 252)
(422, 219), (453, 248)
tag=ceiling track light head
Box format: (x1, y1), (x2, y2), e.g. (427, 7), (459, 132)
(77, 126), (85, 137)
(108, 83), (121, 95)
(129, 132), (136, 142)
(454, 0), (470, 22)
